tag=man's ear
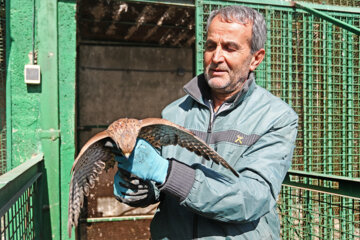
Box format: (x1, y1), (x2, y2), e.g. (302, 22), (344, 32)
(249, 48), (265, 72)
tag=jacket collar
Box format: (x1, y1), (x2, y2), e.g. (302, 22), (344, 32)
(183, 72), (256, 108)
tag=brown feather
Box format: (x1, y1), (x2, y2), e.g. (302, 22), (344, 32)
(68, 118), (238, 237)
(67, 140), (115, 238)
(138, 118), (238, 176)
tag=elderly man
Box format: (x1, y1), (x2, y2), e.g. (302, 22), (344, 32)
(112, 5), (298, 239)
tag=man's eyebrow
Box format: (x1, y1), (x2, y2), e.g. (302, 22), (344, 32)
(224, 41), (240, 48)
(205, 39), (216, 45)
(205, 39), (240, 48)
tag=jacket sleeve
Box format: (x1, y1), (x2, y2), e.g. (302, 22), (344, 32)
(159, 109), (298, 223)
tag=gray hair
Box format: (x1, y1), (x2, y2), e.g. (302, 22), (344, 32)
(206, 5), (267, 54)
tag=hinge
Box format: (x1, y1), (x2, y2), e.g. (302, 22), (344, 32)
(39, 129), (61, 141)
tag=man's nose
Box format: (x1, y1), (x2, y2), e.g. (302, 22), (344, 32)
(212, 46), (224, 63)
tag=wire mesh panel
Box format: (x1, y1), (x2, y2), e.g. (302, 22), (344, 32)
(255, 10), (360, 178)
(0, 156), (43, 240)
(0, 185), (36, 240)
(300, 0), (360, 7)
(279, 187), (360, 239)
(0, 0), (6, 175)
(195, 1), (360, 239)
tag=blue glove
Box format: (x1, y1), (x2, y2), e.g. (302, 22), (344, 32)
(116, 139), (169, 184)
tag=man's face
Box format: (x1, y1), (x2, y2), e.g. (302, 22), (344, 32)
(204, 15), (256, 94)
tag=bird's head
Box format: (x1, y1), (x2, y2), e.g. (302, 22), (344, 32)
(117, 132), (137, 158)
(107, 118), (142, 159)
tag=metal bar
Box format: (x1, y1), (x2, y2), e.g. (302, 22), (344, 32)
(293, 2), (360, 35)
(5, 0), (11, 172)
(322, 19), (330, 239)
(265, 8), (271, 90)
(38, 0), (61, 238)
(58, 2), (77, 236)
(0, 154), (43, 207)
(281, 12), (286, 99)
(120, 0), (195, 7)
(344, 22), (353, 240)
(195, 0), (203, 75)
(327, 21), (333, 176)
(33, 155), (44, 239)
(346, 19), (354, 178)
(82, 215), (153, 223)
(341, 28), (347, 176)
(339, 27), (348, 238)
(252, 7), (266, 86)
(302, 13), (308, 172)
(202, 0), (360, 14)
(284, 170), (360, 200)
(306, 14), (314, 237)
(287, 12), (293, 107)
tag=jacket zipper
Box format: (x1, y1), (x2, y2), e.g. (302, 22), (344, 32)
(202, 108), (213, 163)
(194, 100), (215, 239)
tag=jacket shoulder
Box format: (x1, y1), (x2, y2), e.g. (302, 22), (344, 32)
(162, 95), (194, 121)
(253, 85), (298, 119)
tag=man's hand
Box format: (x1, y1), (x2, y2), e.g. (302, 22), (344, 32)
(113, 168), (156, 206)
(116, 139), (169, 184)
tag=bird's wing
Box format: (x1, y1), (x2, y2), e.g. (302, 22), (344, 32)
(138, 118), (239, 177)
(68, 131), (116, 238)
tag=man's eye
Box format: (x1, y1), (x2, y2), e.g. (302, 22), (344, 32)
(224, 46), (236, 52)
(205, 44), (216, 51)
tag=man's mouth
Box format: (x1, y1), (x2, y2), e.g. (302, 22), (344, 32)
(210, 68), (227, 76)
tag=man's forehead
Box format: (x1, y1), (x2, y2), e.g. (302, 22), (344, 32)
(214, 14), (252, 27)
(206, 15), (253, 42)
(208, 15), (253, 33)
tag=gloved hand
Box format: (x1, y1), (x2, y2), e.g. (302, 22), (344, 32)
(113, 168), (156, 207)
(116, 138), (169, 184)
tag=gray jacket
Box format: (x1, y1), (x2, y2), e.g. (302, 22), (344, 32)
(128, 73), (298, 239)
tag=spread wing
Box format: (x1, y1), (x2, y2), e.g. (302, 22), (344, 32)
(68, 131), (116, 238)
(138, 118), (239, 177)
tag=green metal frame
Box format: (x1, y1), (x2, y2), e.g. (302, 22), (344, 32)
(58, 1), (77, 238)
(0, 154), (44, 239)
(0, 0), (6, 175)
(5, 0), (11, 172)
(124, 0), (360, 10)
(37, 1), (61, 238)
(117, 0), (195, 7)
(83, 215), (154, 223)
(0, 153), (43, 207)
(284, 170), (360, 200)
(293, 1), (360, 35)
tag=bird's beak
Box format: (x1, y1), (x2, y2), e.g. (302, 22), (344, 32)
(124, 153), (130, 158)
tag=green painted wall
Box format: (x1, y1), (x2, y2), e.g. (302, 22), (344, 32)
(7, 0), (41, 169)
(7, 0), (77, 239)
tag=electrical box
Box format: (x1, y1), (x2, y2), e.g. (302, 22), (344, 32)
(24, 64), (41, 84)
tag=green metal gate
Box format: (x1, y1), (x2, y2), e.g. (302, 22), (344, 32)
(0, 0), (6, 176)
(195, 0), (360, 239)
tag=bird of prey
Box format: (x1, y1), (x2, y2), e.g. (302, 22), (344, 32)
(67, 117), (238, 237)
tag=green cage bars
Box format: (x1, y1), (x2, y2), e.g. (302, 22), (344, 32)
(1, 184), (37, 239)
(0, 0), (6, 176)
(195, 0), (360, 239)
